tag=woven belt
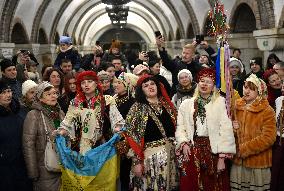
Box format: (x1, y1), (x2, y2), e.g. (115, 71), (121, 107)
(145, 137), (175, 149)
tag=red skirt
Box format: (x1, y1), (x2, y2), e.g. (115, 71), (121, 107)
(179, 137), (230, 191)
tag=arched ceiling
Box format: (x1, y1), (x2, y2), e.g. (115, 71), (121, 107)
(0, 0), (283, 44)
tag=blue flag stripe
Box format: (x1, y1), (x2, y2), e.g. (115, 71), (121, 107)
(55, 134), (120, 176)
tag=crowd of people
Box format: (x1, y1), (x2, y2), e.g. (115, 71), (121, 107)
(0, 34), (284, 191)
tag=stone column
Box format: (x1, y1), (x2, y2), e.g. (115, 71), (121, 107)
(170, 40), (182, 57)
(0, 43), (15, 59)
(253, 28), (284, 68)
(38, 44), (57, 67)
(227, 33), (262, 72)
(180, 39), (193, 47)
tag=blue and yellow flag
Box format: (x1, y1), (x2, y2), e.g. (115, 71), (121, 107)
(56, 134), (120, 191)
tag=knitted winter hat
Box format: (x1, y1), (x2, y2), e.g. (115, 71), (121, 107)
(36, 81), (54, 99)
(22, 80), (38, 97)
(249, 57), (263, 68)
(178, 69), (193, 82)
(0, 58), (16, 72)
(59, 36), (72, 44)
(0, 80), (10, 94)
(229, 57), (244, 73)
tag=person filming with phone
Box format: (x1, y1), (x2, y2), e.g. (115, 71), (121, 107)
(156, 31), (203, 94)
(193, 35), (217, 64)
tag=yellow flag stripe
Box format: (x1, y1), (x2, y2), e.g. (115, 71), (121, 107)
(60, 154), (119, 191)
(220, 47), (226, 92)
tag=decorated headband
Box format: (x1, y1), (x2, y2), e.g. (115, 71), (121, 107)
(197, 68), (216, 83)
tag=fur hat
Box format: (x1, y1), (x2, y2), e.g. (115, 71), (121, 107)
(0, 80), (10, 94)
(22, 80), (38, 97)
(133, 64), (150, 76)
(245, 74), (267, 97)
(110, 39), (121, 49)
(178, 69), (193, 82)
(36, 81), (54, 99)
(0, 58), (16, 72)
(59, 36), (72, 44)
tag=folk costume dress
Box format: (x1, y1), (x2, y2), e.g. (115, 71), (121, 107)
(176, 95), (236, 191)
(60, 91), (124, 155)
(125, 97), (179, 191)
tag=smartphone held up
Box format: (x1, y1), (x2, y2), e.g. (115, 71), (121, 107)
(195, 34), (204, 44)
(155, 31), (162, 38)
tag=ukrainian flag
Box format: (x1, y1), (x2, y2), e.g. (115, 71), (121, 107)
(55, 134), (120, 191)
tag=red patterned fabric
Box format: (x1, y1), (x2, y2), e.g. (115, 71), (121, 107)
(179, 137), (230, 191)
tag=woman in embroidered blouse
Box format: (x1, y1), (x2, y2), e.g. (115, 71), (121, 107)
(175, 68), (236, 191)
(124, 74), (178, 191)
(59, 71), (124, 155)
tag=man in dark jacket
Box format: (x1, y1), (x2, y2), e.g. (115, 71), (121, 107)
(0, 80), (32, 191)
(0, 58), (22, 99)
(156, 36), (203, 93)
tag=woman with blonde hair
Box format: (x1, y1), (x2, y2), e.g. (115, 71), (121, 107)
(176, 68), (236, 191)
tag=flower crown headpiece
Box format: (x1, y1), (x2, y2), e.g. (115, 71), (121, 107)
(197, 68), (216, 83)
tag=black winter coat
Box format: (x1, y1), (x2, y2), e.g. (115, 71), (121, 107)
(159, 48), (203, 94)
(0, 98), (32, 191)
(54, 48), (81, 71)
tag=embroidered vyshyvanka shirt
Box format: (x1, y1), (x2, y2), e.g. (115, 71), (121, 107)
(60, 95), (124, 155)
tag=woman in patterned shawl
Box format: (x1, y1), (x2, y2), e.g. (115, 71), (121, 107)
(124, 74), (178, 191)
